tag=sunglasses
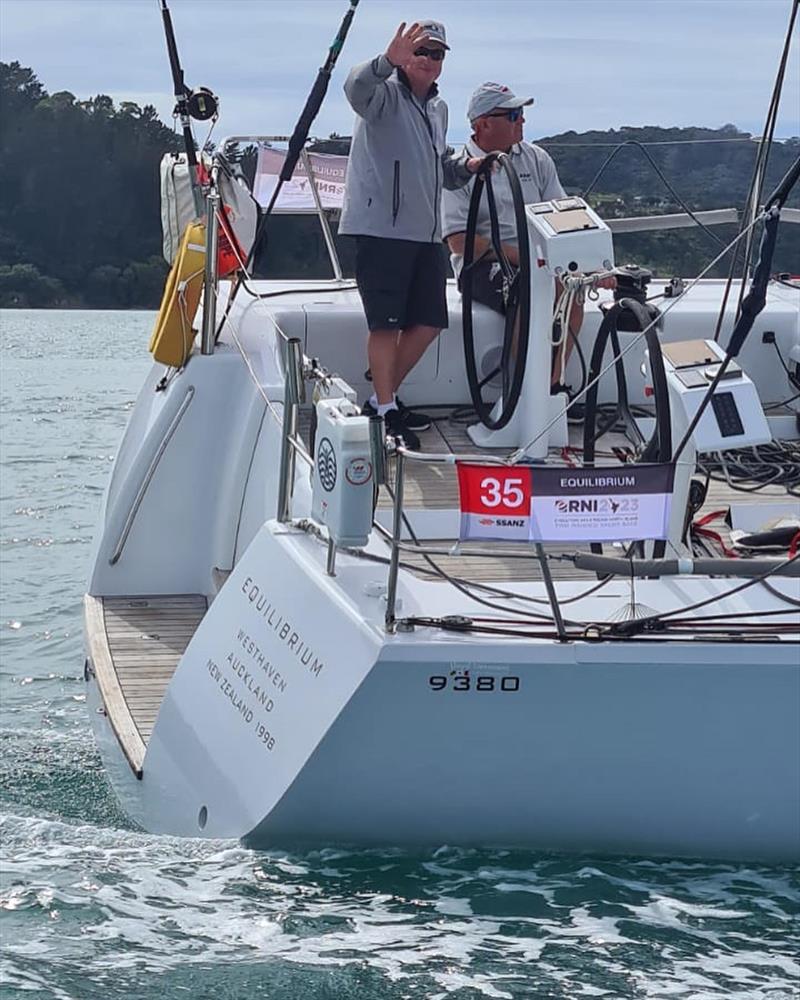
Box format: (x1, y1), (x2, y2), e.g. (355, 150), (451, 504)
(413, 46), (446, 61)
(488, 108), (524, 122)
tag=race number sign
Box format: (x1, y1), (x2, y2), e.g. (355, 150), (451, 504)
(457, 463), (674, 543)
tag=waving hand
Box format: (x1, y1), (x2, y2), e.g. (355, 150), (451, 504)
(385, 22), (431, 67)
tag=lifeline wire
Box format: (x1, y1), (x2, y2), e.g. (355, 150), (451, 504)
(604, 553), (800, 637)
(582, 139), (729, 250)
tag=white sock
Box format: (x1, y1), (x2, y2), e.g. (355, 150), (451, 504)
(369, 393), (396, 410)
(377, 401), (397, 417)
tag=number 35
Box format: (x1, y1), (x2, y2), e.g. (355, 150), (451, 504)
(480, 477), (525, 508)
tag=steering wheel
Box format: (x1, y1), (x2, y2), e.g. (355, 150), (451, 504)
(461, 152), (531, 430)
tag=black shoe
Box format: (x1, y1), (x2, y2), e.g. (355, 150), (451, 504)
(362, 398), (432, 432)
(384, 407), (420, 450)
(361, 399), (379, 418)
(395, 397), (432, 432)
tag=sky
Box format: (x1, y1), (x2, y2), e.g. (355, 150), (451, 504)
(1, 0), (798, 145)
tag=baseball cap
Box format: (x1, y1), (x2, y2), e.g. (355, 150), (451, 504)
(418, 19), (449, 50)
(468, 82), (533, 122)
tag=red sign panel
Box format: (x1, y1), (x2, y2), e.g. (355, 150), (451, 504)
(457, 464), (533, 542)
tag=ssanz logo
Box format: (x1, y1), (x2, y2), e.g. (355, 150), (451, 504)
(477, 516), (525, 527)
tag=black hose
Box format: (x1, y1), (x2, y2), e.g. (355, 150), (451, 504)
(581, 297), (670, 558)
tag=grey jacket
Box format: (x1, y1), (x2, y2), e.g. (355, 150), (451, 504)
(339, 54), (472, 243)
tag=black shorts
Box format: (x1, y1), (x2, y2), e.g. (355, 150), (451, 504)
(461, 259), (560, 364)
(459, 258), (506, 315)
(354, 236), (448, 331)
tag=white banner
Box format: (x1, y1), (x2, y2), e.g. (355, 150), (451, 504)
(528, 465), (674, 543)
(253, 147), (347, 212)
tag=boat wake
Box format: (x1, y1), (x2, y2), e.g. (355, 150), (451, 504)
(2, 813), (798, 999)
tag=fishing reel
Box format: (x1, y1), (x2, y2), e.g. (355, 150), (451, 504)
(176, 86), (219, 121)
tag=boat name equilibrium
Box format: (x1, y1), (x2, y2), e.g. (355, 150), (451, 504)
(559, 475), (636, 489)
(241, 577), (325, 677)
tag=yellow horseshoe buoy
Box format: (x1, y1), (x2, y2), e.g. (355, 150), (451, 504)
(149, 221), (206, 368)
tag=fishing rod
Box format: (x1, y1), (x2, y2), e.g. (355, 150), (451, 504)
(261, 0), (360, 227)
(160, 0), (219, 219)
(215, 0), (361, 341)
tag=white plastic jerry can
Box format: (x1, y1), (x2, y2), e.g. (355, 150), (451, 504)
(311, 398), (374, 548)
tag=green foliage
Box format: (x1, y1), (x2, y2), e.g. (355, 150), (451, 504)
(0, 61), (178, 307)
(0, 263), (65, 306)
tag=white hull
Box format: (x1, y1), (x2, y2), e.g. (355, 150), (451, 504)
(86, 519), (800, 861)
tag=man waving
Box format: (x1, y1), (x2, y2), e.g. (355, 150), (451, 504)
(340, 21), (483, 449)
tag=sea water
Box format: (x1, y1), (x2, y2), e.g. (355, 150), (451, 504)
(1, 310), (798, 1000)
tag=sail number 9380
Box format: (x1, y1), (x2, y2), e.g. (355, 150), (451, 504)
(429, 675), (520, 692)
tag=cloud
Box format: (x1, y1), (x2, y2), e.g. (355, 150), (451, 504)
(1, 0), (797, 141)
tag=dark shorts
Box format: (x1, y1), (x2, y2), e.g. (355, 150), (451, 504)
(459, 258), (507, 315)
(354, 236), (448, 332)
(461, 259), (560, 364)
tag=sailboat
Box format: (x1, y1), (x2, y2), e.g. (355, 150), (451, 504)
(83, 0), (800, 860)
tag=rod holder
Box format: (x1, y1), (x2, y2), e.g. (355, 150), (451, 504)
(201, 188), (220, 355)
(368, 415), (387, 486)
(326, 537), (337, 576)
(385, 449), (404, 633)
(277, 337), (306, 523)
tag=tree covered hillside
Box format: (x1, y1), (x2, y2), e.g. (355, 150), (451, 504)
(0, 62), (180, 307)
(1, 62), (798, 307)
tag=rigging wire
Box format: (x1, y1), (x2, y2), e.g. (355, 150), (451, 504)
(713, 0), (799, 342)
(603, 553), (800, 636)
(581, 139), (729, 249)
(760, 576), (800, 609)
(539, 136), (796, 147)
(738, 0), (798, 293)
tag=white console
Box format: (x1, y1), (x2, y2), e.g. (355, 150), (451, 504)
(468, 197), (614, 458)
